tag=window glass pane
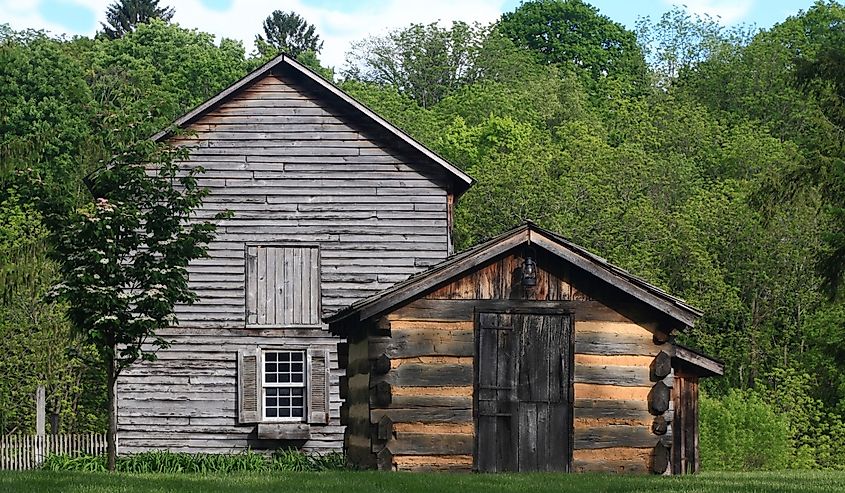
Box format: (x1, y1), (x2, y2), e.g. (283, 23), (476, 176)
(262, 351), (307, 420)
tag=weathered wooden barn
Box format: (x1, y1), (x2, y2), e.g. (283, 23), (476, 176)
(115, 53), (472, 454)
(329, 223), (723, 474)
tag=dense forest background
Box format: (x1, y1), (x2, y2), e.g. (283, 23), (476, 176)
(2, 0), (845, 470)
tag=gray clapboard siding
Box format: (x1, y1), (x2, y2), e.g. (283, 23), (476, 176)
(118, 69), (455, 454)
(118, 332), (343, 453)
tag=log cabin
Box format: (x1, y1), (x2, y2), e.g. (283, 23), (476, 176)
(116, 52), (722, 474)
(327, 223), (723, 474)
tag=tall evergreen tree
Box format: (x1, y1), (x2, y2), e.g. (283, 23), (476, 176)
(100, 0), (175, 39)
(255, 10), (323, 57)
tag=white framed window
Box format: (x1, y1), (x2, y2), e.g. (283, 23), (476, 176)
(262, 350), (306, 421)
(238, 346), (329, 425)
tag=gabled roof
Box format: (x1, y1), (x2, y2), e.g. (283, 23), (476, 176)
(150, 53), (474, 195)
(326, 222), (703, 327)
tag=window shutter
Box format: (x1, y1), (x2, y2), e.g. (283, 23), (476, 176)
(245, 247), (258, 325)
(245, 246), (320, 327)
(238, 348), (262, 423)
(307, 347), (330, 424)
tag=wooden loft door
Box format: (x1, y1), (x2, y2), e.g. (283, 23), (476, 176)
(475, 311), (574, 472)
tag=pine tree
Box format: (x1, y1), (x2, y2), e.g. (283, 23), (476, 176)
(255, 10), (323, 57)
(100, 0), (175, 39)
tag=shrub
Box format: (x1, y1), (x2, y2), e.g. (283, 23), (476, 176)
(760, 367), (845, 470)
(700, 389), (791, 470)
(41, 450), (347, 473)
(271, 449), (346, 471)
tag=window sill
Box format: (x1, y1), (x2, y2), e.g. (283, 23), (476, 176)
(246, 324), (325, 330)
(257, 423), (311, 440)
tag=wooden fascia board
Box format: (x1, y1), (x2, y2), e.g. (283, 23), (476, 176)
(529, 231), (699, 328)
(282, 56), (474, 193)
(673, 345), (724, 377)
(356, 230), (528, 321)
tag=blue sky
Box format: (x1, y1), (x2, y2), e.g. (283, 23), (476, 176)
(0, 0), (822, 68)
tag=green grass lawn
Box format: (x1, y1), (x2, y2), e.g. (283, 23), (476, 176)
(2, 470), (845, 493)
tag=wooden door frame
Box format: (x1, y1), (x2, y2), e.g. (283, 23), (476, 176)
(472, 305), (575, 472)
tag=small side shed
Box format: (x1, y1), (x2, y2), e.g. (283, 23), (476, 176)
(328, 223), (722, 474)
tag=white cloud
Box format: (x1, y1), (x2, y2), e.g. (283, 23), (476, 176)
(0, 0), (509, 68)
(1, 0), (76, 37)
(668, 0), (755, 24)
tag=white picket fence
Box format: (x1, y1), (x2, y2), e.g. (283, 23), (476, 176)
(0, 434), (108, 470)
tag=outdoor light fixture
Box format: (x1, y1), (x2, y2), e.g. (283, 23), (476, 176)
(522, 254), (537, 288)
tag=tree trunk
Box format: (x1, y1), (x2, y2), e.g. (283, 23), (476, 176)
(107, 353), (117, 472)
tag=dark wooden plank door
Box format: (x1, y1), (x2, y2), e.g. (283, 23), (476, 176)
(475, 312), (573, 472)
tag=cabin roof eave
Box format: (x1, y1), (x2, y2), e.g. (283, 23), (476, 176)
(325, 222), (703, 328)
(672, 343), (725, 377)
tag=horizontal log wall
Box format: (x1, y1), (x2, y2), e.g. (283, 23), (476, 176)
(120, 68), (456, 453)
(341, 336), (375, 467)
(359, 253), (673, 472)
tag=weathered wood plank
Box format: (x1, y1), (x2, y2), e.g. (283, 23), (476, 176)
(389, 298), (631, 323)
(572, 448), (650, 473)
(370, 408), (473, 424)
(385, 433), (473, 455)
(371, 363), (472, 387)
(574, 364), (651, 387)
(574, 425), (663, 450)
(393, 455), (473, 472)
(369, 329), (474, 359)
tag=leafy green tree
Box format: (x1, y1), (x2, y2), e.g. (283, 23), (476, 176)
(344, 22), (487, 108)
(100, 0), (175, 39)
(636, 6), (752, 87)
(0, 28), (98, 222)
(255, 10), (323, 58)
(86, 20), (250, 141)
(441, 115), (565, 247)
(795, 25), (845, 299)
(437, 34), (591, 130)
(51, 141), (227, 470)
(0, 188), (106, 434)
(498, 0), (647, 86)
